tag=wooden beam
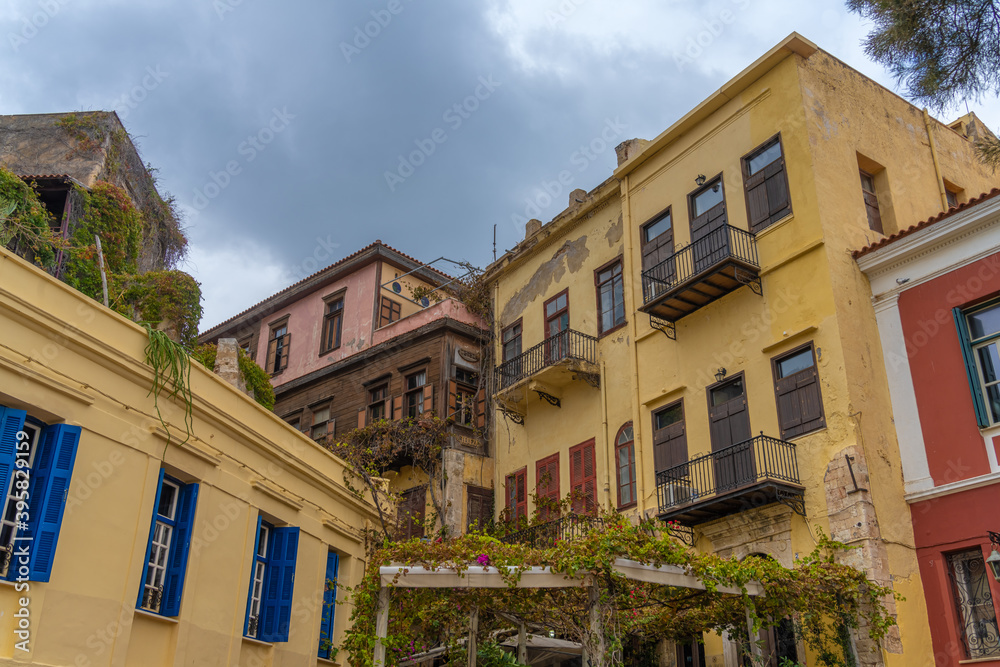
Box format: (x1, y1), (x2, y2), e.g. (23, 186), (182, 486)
(380, 565), (590, 589)
(374, 587), (389, 666)
(612, 558), (764, 596)
(468, 607), (479, 667)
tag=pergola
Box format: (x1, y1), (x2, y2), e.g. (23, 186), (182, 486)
(374, 558), (765, 666)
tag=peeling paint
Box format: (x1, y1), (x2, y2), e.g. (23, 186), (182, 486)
(500, 235), (589, 325)
(606, 214), (623, 247)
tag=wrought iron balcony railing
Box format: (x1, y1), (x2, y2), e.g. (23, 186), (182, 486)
(500, 513), (604, 547)
(656, 435), (801, 516)
(494, 329), (598, 391)
(641, 224), (760, 308)
(140, 585), (163, 613)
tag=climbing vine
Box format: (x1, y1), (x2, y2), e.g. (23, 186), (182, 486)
(191, 343), (276, 411)
(342, 513), (898, 667)
(119, 270), (203, 347)
(0, 167), (59, 268)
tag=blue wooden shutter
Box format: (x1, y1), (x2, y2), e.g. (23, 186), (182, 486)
(27, 424), (81, 582)
(318, 551), (339, 658)
(260, 526), (299, 642)
(954, 308), (991, 427)
(160, 483), (198, 616)
(0, 407), (26, 582)
(243, 515), (262, 636)
(137, 469), (166, 608)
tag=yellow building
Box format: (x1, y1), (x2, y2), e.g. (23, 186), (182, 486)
(486, 33), (997, 666)
(0, 244), (378, 666)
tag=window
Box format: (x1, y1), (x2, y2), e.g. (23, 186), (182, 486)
(320, 296), (344, 354)
(368, 384), (388, 423)
(615, 424), (636, 508)
(310, 404), (334, 441)
(501, 321), (522, 362)
(957, 301), (1000, 427)
(238, 335), (254, 358)
(466, 486), (493, 532)
(569, 440), (597, 515)
(449, 370), (484, 429)
(397, 487), (426, 540)
(505, 468), (527, 521)
(379, 297), (401, 327)
(535, 454), (560, 521)
(947, 189), (959, 209)
(652, 401), (687, 474)
(244, 518), (300, 642)
(689, 176), (728, 272)
(947, 548), (1000, 659)
(544, 290), (570, 362)
(596, 260), (625, 335)
(0, 407), (81, 584)
(318, 551), (339, 659)
(137, 470), (199, 616)
(266, 321), (291, 374)
(771, 343), (825, 439)
(405, 370), (427, 418)
(859, 170), (883, 234)
(742, 135), (791, 232)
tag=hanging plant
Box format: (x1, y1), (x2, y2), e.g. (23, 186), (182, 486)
(143, 323), (194, 453)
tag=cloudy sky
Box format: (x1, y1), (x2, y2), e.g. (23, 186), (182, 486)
(2, 0), (997, 329)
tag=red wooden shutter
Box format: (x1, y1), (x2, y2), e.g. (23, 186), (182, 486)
(422, 385), (434, 414)
(448, 380), (459, 418)
(570, 440), (597, 515)
(516, 469), (527, 520)
(535, 455), (559, 521)
(391, 396), (402, 420)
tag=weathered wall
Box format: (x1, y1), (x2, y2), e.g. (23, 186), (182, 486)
(0, 246), (376, 665)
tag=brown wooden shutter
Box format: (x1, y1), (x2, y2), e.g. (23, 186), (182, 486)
(448, 380), (459, 418)
(775, 366), (824, 439)
(357, 408), (366, 429)
(863, 190), (883, 233)
(475, 389), (486, 429)
(266, 337), (278, 372)
(653, 420), (687, 473)
(745, 155), (790, 233)
(397, 487), (426, 540)
(422, 385), (433, 414)
(466, 486), (493, 532)
(570, 441), (597, 515)
(277, 333), (291, 371)
(391, 396), (402, 420)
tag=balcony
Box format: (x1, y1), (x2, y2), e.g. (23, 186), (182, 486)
(493, 329), (599, 413)
(500, 513), (605, 547)
(639, 225), (761, 325)
(656, 435), (804, 526)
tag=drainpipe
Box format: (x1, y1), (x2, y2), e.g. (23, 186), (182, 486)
(621, 175), (647, 515)
(601, 360), (612, 508)
(923, 108), (949, 212)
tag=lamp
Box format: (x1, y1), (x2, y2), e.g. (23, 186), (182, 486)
(715, 368), (727, 383)
(989, 532), (1000, 581)
(695, 174), (707, 186)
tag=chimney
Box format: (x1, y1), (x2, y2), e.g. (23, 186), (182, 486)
(615, 138), (649, 166)
(525, 219), (542, 238)
(214, 338), (247, 392)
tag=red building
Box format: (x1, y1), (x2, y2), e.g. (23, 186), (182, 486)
(857, 189), (1000, 666)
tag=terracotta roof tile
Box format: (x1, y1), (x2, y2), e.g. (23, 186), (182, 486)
(853, 188), (1000, 259)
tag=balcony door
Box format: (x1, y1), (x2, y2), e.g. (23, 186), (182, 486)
(708, 375), (754, 492)
(641, 209), (675, 293)
(544, 290), (569, 363)
(689, 176), (729, 273)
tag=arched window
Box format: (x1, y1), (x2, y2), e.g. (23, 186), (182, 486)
(615, 423), (636, 508)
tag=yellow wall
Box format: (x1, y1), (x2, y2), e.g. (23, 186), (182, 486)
(0, 246), (378, 666)
(488, 35), (997, 666)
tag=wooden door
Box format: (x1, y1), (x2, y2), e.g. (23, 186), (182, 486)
(652, 401), (687, 472)
(535, 454), (560, 521)
(708, 376), (753, 492)
(544, 291), (569, 362)
(689, 178), (729, 273)
(569, 440), (597, 515)
(641, 209), (675, 289)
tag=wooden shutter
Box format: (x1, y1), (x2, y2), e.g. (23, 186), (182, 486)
(318, 551), (339, 659)
(277, 333), (291, 371)
(357, 408), (366, 429)
(744, 147), (790, 233)
(422, 385), (434, 414)
(570, 441), (597, 515)
(25, 423), (81, 582)
(260, 526), (299, 642)
(709, 395), (750, 451)
(775, 367), (824, 438)
(515, 469), (527, 519)
(535, 455), (560, 520)
(476, 389), (487, 429)
(448, 380), (459, 418)
(955, 308), (991, 427)
(398, 487), (426, 539)
(243, 515), (263, 636)
(265, 337), (278, 373)
(161, 482), (199, 615)
(391, 396), (403, 420)
(137, 469), (166, 608)
(0, 407), (26, 548)
(466, 486), (493, 532)
(653, 420), (687, 473)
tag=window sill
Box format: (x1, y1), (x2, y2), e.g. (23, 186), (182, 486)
(783, 425), (827, 442)
(617, 502), (637, 511)
(753, 212), (794, 239)
(959, 658), (1000, 664)
(598, 321), (628, 339)
(242, 635), (274, 648)
(134, 608), (179, 624)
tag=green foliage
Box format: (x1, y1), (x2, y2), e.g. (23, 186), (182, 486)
(477, 641), (523, 666)
(119, 270), (203, 348)
(0, 167), (58, 268)
(191, 343), (276, 411)
(341, 515), (897, 667)
(143, 323), (194, 451)
(63, 182), (143, 299)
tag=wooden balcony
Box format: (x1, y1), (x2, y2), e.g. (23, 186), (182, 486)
(639, 225), (761, 324)
(655, 435), (804, 526)
(492, 329), (599, 413)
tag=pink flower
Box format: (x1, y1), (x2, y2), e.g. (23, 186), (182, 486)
(476, 553), (490, 567)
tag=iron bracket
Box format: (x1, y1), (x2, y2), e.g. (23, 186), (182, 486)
(498, 404), (524, 425)
(666, 523), (694, 546)
(776, 489), (806, 518)
(648, 315), (676, 340)
(734, 266), (763, 296)
(576, 371), (601, 389)
(534, 390), (561, 408)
